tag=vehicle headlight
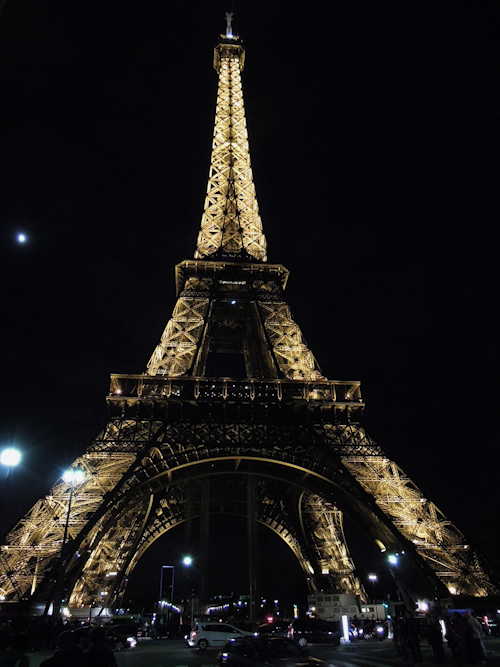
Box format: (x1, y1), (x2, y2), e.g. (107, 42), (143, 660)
(376, 626), (384, 634)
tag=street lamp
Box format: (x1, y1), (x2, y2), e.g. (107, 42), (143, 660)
(160, 565), (175, 600)
(61, 468), (86, 553)
(159, 565), (175, 636)
(387, 553), (399, 566)
(367, 573), (379, 603)
(181, 555), (196, 625)
(0, 447), (22, 468)
(62, 468), (85, 485)
(45, 466), (86, 617)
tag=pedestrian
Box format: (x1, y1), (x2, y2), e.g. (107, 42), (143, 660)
(392, 613), (406, 659)
(464, 613), (487, 664)
(0, 635), (30, 667)
(40, 631), (87, 667)
(445, 613), (466, 665)
(393, 609), (422, 663)
(426, 613), (445, 664)
(406, 613), (423, 664)
(85, 628), (117, 667)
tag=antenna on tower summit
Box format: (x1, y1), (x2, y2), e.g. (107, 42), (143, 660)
(224, 11), (235, 39)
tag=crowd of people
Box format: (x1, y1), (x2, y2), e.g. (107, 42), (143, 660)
(394, 610), (488, 665)
(0, 608), (493, 666)
(0, 619), (118, 667)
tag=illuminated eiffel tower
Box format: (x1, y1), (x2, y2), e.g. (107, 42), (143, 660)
(0, 15), (495, 616)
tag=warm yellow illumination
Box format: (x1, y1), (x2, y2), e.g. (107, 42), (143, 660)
(0, 21), (495, 611)
(195, 39), (266, 261)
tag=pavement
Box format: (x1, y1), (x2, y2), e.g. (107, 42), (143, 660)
(27, 637), (500, 667)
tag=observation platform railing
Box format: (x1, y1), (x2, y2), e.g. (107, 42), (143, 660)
(108, 374), (363, 408)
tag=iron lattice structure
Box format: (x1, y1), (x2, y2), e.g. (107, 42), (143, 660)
(1, 26), (496, 610)
(195, 41), (267, 262)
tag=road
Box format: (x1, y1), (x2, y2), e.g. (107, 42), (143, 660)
(29, 637), (500, 666)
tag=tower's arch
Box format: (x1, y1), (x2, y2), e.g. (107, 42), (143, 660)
(64, 450), (437, 607)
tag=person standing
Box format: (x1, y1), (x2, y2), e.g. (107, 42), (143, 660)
(85, 628), (117, 667)
(406, 613), (423, 664)
(40, 631), (87, 667)
(0, 635), (30, 667)
(426, 614), (445, 664)
(464, 613), (487, 664)
(446, 613), (467, 665)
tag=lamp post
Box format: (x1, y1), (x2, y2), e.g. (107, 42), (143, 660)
(386, 551), (414, 613)
(159, 565), (175, 635)
(182, 555), (196, 626)
(60, 468), (85, 557)
(367, 573), (378, 602)
(0, 446), (23, 601)
(45, 467), (86, 617)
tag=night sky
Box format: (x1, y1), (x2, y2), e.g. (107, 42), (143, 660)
(1, 1), (499, 605)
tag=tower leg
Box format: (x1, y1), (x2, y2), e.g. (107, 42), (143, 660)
(247, 476), (257, 622)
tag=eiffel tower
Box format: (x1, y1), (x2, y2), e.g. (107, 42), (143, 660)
(1, 16), (496, 616)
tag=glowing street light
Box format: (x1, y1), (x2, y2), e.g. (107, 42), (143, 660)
(0, 447), (22, 467)
(16, 232), (28, 244)
(62, 468), (86, 486)
(387, 553), (399, 566)
(45, 467), (86, 618)
(182, 555), (193, 567)
(368, 573), (378, 582)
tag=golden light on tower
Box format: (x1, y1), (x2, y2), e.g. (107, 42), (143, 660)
(0, 14), (496, 610)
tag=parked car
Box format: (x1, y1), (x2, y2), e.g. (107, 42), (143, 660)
(63, 624), (137, 651)
(287, 618), (340, 647)
(105, 623), (138, 649)
(257, 622), (288, 638)
(188, 622), (253, 649)
(218, 636), (327, 667)
(358, 621), (387, 640)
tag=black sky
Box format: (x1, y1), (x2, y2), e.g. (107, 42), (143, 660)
(1, 0), (499, 602)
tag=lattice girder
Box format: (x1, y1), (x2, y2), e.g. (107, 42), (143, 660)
(257, 301), (323, 381)
(0, 450), (135, 601)
(55, 421), (432, 605)
(342, 456), (494, 596)
(1, 404), (494, 604)
(128, 480), (317, 597)
(301, 493), (365, 599)
(195, 42), (267, 261)
(147, 297), (209, 377)
(65, 476), (319, 607)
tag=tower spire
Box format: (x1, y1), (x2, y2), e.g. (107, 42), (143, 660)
(195, 17), (267, 262)
(225, 11), (234, 39)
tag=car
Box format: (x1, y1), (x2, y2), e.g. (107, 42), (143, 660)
(188, 622), (254, 649)
(287, 618), (340, 647)
(105, 623), (138, 649)
(257, 622), (288, 638)
(62, 624), (137, 651)
(218, 636), (327, 667)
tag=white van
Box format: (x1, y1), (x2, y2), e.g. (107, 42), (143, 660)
(188, 622), (252, 649)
